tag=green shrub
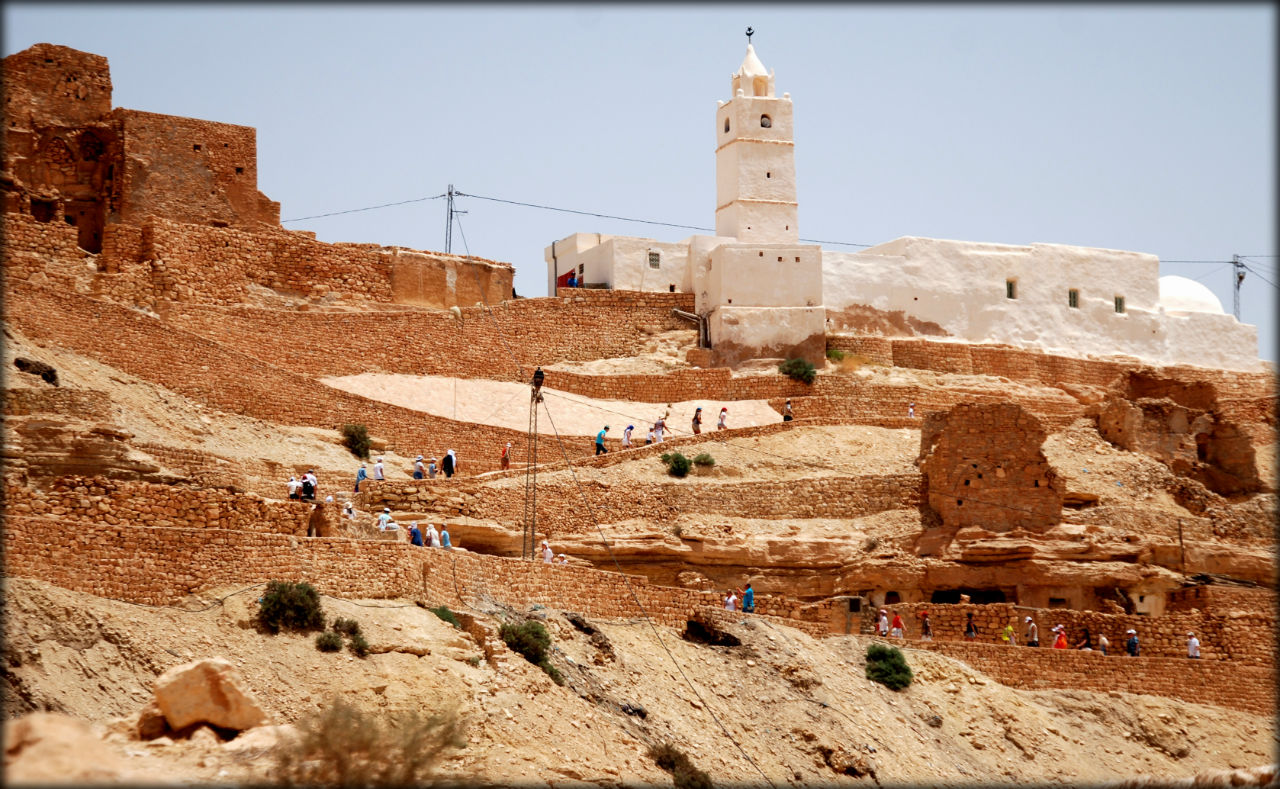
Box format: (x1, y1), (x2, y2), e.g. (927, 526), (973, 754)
(537, 659), (565, 685)
(272, 697), (464, 786)
(430, 606), (460, 629)
(661, 452), (691, 478)
(649, 742), (712, 789)
(315, 631), (343, 652)
(692, 453), (715, 467)
(348, 632), (370, 659)
(500, 621), (551, 665)
(256, 581), (325, 635)
(332, 617), (362, 636)
(865, 642), (913, 691)
(826, 349), (846, 362)
(340, 423), (371, 460)
(779, 357), (816, 384)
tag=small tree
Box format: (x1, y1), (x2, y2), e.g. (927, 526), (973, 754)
(256, 581), (325, 634)
(315, 631), (343, 652)
(348, 632), (370, 658)
(332, 617), (362, 636)
(649, 742), (713, 789)
(661, 452), (692, 478)
(865, 642), (913, 691)
(779, 358), (816, 384)
(500, 620), (562, 684)
(692, 453), (715, 467)
(340, 424), (371, 460)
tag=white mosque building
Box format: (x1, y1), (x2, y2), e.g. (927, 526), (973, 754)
(545, 43), (1260, 372)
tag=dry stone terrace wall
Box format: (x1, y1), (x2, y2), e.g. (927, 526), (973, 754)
(875, 602), (1274, 666)
(1167, 584), (1277, 617)
(907, 640), (1274, 716)
(5, 280), (579, 474)
(4, 476), (311, 535)
(2, 387), (113, 419)
(163, 290), (695, 382)
(360, 474), (923, 536)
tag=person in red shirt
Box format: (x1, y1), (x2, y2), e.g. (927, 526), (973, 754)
(500, 442), (511, 470)
(1052, 625), (1068, 649)
(890, 612), (905, 638)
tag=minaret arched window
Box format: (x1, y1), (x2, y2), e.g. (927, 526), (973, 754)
(760, 114), (772, 128)
(724, 118), (730, 133)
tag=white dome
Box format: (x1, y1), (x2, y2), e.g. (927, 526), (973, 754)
(736, 45), (768, 78)
(1158, 275), (1225, 314)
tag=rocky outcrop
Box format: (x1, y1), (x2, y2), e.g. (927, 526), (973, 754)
(152, 657), (268, 732)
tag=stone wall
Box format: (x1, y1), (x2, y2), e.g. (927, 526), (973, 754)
(908, 640), (1274, 716)
(5, 476), (311, 535)
(918, 403), (1063, 532)
(875, 601), (1274, 666)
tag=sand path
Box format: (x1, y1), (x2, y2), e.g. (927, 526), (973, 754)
(321, 373), (782, 436)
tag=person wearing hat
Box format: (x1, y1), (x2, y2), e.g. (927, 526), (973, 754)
(595, 425), (610, 455)
(500, 442), (511, 470)
(541, 540), (554, 563)
(1024, 616), (1040, 647)
(717, 407), (728, 431)
(427, 457), (439, 479)
(918, 609), (933, 641)
(654, 413), (667, 443)
(413, 455), (425, 479)
(877, 608), (889, 637)
(408, 521), (423, 546)
(354, 463), (368, 492)
(442, 449), (458, 478)
(373, 457), (385, 481)
(622, 424), (634, 448)
(300, 470), (316, 501)
(1125, 629), (1140, 657)
(377, 507), (394, 531)
(1052, 625), (1068, 649)
(1187, 631), (1201, 659)
(691, 407), (703, 435)
(426, 522), (440, 548)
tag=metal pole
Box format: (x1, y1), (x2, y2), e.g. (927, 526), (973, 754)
(1232, 255), (1245, 319)
(445, 184), (454, 255)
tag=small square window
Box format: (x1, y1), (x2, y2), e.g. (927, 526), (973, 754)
(1114, 296), (1125, 314)
(1006, 280), (1017, 299)
(1068, 289), (1079, 308)
(193, 144), (202, 151)
(648, 251), (660, 269)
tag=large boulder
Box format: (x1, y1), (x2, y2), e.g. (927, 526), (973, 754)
(3, 712), (129, 783)
(153, 657), (268, 731)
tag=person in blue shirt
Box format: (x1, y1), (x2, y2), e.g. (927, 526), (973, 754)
(440, 525), (452, 549)
(1125, 629), (1140, 656)
(595, 426), (610, 455)
(354, 463), (367, 492)
(409, 522), (423, 546)
(566, 271), (577, 288)
(741, 583), (755, 613)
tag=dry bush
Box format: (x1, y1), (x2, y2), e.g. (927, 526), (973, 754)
(273, 697), (464, 787)
(836, 353), (872, 373)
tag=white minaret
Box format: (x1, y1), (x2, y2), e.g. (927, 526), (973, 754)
(714, 44), (798, 244)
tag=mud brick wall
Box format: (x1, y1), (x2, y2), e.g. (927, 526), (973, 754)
(1167, 585), (1278, 618)
(1, 212), (92, 287)
(1, 387), (113, 419)
(879, 602), (1275, 666)
(4, 476), (311, 535)
(6, 280), (573, 475)
(4, 515), (423, 605)
(163, 290), (694, 383)
(918, 404), (1063, 532)
(908, 640), (1274, 716)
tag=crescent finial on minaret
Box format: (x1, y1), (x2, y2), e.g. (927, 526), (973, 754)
(745, 27), (754, 43)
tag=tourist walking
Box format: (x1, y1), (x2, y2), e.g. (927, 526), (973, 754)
(596, 426), (610, 455)
(908, 402), (916, 418)
(439, 524), (452, 549)
(654, 414), (667, 442)
(300, 472), (316, 502)
(964, 612), (977, 640)
(692, 407), (703, 435)
(427, 523), (440, 548)
(500, 442), (511, 470)
(355, 463), (367, 492)
(287, 475), (301, 500)
(717, 407), (728, 430)
(373, 457), (385, 481)
(1125, 629), (1140, 657)
(442, 449), (458, 478)
(343, 501), (356, 520)
(1001, 623), (1016, 646)
(919, 610), (933, 641)
(890, 611), (905, 639)
(1074, 627), (1092, 650)
(428, 457), (438, 479)
(1099, 632), (1110, 656)
(622, 425), (634, 448)
(877, 609), (890, 637)
(413, 455), (425, 479)
(1052, 625), (1068, 649)
(409, 522), (423, 546)
(742, 583), (755, 613)
(541, 540), (554, 563)
(1187, 631), (1200, 659)
(783, 399), (793, 421)
(646, 426), (656, 445)
(1024, 616), (1039, 647)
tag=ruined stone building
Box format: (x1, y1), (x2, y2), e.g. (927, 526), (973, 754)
(2, 43), (512, 310)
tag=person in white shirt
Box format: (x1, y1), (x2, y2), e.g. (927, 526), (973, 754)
(645, 427), (656, 445)
(377, 508), (394, 530)
(373, 457), (385, 480)
(654, 415), (666, 443)
(287, 476), (301, 500)
(343, 502), (356, 520)
(908, 402), (916, 418)
(541, 540), (553, 563)
(413, 455), (425, 479)
(426, 523), (440, 548)
(622, 425), (634, 449)
(717, 407), (728, 430)
(555, 553), (568, 565)
(1187, 631), (1201, 659)
(877, 609), (889, 637)
(1025, 616), (1040, 647)
(724, 590), (738, 611)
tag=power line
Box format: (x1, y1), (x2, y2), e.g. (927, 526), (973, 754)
(1191, 263), (1231, 282)
(1242, 264), (1279, 291)
(281, 193), (446, 223)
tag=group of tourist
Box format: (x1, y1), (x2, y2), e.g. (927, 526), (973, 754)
(350, 450), (460, 491)
(540, 540), (569, 565)
(722, 583), (756, 613)
(286, 470), (320, 501)
(594, 406), (737, 456)
(877, 608), (1202, 658)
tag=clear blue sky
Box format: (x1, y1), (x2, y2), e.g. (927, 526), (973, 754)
(6, 4), (1275, 362)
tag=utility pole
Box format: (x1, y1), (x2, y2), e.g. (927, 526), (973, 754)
(1232, 254), (1246, 319)
(444, 184), (467, 255)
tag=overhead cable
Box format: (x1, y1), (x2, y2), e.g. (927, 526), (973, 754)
(281, 193), (447, 223)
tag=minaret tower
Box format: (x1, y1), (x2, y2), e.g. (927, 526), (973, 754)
(714, 40), (798, 244)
